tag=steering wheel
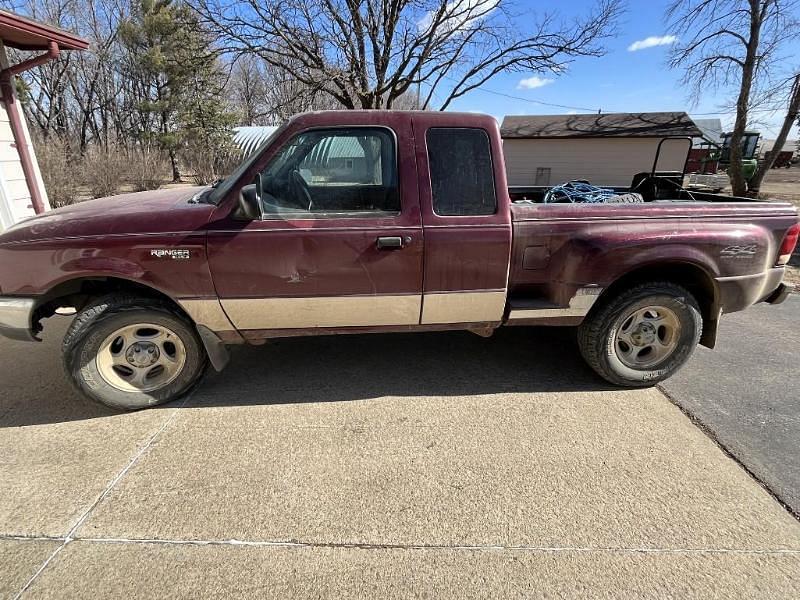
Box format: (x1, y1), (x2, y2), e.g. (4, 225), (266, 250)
(290, 170), (313, 211)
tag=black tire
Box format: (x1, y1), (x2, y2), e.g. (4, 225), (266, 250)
(577, 282), (702, 387)
(63, 295), (207, 410)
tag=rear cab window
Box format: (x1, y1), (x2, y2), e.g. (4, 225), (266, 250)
(426, 128), (497, 216)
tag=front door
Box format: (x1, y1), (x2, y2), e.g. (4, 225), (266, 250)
(207, 122), (423, 335)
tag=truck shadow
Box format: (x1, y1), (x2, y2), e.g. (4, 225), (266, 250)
(0, 317), (618, 427)
(196, 327), (617, 408)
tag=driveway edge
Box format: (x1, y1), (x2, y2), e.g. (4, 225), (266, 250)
(657, 384), (800, 522)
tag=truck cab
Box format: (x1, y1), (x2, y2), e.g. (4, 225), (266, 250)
(205, 111), (512, 337)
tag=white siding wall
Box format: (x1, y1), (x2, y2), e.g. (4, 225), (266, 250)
(503, 137), (690, 187)
(0, 41), (50, 233)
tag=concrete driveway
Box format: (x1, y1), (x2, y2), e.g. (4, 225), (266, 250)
(1, 316), (799, 598)
(661, 295), (800, 518)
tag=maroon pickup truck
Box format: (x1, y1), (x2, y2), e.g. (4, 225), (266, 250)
(0, 111), (797, 410)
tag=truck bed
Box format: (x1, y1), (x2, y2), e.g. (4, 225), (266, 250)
(507, 192), (797, 332)
(508, 185), (765, 205)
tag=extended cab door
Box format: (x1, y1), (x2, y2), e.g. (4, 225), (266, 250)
(207, 114), (423, 335)
(412, 114), (512, 324)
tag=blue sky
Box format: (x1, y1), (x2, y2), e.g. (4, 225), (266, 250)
(444, 0), (800, 140)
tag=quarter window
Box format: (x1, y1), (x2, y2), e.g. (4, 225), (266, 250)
(426, 128), (497, 216)
(258, 128), (399, 216)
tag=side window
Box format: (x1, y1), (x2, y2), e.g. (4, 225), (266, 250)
(259, 128), (399, 216)
(426, 128), (497, 216)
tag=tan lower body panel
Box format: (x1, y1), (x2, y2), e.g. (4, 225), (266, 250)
(220, 295), (422, 329)
(507, 286), (603, 321)
(421, 290), (506, 325)
(177, 298), (236, 331)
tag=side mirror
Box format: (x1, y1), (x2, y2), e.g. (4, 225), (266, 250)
(237, 173), (263, 221)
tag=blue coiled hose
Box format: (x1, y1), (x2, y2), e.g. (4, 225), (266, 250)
(543, 180), (621, 204)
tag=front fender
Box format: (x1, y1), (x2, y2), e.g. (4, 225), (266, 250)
(0, 233), (214, 299)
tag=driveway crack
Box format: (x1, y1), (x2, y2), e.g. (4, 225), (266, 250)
(11, 393), (192, 600)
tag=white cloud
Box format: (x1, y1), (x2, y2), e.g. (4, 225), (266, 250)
(517, 76), (554, 90)
(418, 0), (499, 33)
(627, 35), (677, 52)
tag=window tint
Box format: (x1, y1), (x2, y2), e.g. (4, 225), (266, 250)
(426, 128), (496, 216)
(259, 128), (399, 216)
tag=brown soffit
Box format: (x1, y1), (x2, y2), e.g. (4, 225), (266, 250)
(0, 10), (88, 51)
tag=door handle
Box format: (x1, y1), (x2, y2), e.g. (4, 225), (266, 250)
(376, 236), (410, 250)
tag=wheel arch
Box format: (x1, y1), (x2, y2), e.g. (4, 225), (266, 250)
(34, 275), (191, 326)
(35, 275), (232, 371)
(595, 261), (720, 348)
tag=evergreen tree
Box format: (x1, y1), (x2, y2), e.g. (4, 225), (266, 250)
(119, 0), (234, 181)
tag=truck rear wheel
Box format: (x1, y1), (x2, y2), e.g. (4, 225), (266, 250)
(577, 282), (702, 387)
(63, 295), (207, 410)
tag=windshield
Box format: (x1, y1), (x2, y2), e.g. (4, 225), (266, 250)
(208, 122), (288, 204)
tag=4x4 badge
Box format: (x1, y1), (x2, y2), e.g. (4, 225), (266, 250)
(720, 244), (758, 258)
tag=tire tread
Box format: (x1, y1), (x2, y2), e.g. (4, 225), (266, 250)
(577, 281), (702, 387)
(62, 294), (205, 410)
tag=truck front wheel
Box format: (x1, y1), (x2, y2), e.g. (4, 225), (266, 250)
(63, 295), (207, 410)
(577, 282), (702, 387)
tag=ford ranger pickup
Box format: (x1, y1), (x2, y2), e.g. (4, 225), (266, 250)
(0, 111), (797, 410)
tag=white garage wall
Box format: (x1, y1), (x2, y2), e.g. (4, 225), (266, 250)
(0, 41), (50, 233)
(503, 137), (691, 188)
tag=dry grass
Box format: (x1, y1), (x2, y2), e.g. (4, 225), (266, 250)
(82, 145), (129, 198)
(35, 140), (174, 205)
(34, 137), (80, 208)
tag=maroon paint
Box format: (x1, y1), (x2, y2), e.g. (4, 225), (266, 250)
(0, 188), (217, 298)
(411, 112), (512, 293)
(509, 202), (797, 312)
(0, 111), (796, 343)
(0, 187), (215, 243)
(0, 11), (90, 52)
(207, 113), (423, 300)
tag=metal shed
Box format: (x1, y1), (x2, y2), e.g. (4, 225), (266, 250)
(232, 126), (279, 157)
(0, 10), (88, 232)
(501, 112), (703, 188)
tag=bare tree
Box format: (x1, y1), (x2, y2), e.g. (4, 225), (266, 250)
(3, 0), (137, 149)
(748, 73), (800, 192)
(227, 55), (343, 124)
(228, 55), (269, 126)
(667, 0), (800, 196)
(190, 0), (621, 111)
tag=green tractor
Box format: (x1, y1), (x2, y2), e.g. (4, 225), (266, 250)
(718, 131), (760, 182)
(686, 131), (760, 193)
